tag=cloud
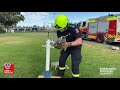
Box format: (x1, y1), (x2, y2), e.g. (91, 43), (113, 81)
(17, 12), (50, 26)
(21, 12), (50, 21)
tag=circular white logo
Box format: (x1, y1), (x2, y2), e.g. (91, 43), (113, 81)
(4, 63), (11, 69)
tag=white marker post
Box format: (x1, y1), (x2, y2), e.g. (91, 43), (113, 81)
(42, 39), (54, 78)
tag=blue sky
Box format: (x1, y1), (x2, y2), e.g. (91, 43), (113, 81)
(17, 12), (120, 27)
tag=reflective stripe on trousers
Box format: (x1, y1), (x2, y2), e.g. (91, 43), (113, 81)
(59, 67), (65, 70)
(72, 73), (79, 77)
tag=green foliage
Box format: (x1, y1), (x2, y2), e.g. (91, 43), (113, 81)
(0, 12), (25, 32)
(0, 12), (25, 25)
(0, 27), (6, 33)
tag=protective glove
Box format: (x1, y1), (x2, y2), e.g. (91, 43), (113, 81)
(54, 43), (63, 49)
(60, 42), (71, 50)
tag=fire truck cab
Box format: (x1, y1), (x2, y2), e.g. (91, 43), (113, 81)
(81, 14), (120, 43)
(77, 20), (88, 39)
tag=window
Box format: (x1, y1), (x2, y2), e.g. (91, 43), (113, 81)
(77, 22), (81, 27)
(82, 22), (86, 27)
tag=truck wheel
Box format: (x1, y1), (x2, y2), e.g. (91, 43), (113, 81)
(96, 33), (104, 43)
(106, 38), (114, 44)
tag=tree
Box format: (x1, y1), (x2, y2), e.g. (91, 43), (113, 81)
(0, 12), (25, 33)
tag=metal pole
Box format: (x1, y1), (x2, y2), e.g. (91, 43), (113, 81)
(42, 40), (54, 78)
(45, 40), (51, 71)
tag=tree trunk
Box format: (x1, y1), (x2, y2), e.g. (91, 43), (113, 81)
(6, 25), (9, 33)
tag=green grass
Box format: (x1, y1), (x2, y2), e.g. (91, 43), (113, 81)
(0, 32), (120, 78)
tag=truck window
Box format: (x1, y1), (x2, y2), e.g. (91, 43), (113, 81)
(77, 22), (81, 27)
(117, 18), (120, 33)
(82, 22), (86, 27)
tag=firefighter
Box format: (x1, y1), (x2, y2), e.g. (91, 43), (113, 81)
(54, 14), (82, 78)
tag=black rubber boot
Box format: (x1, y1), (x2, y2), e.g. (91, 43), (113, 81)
(56, 68), (65, 77)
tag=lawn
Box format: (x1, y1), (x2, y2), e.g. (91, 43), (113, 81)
(0, 32), (120, 78)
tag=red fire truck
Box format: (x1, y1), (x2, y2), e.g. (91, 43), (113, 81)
(77, 20), (88, 39)
(78, 14), (120, 44)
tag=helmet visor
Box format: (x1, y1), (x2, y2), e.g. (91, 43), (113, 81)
(54, 25), (62, 29)
(54, 25), (66, 32)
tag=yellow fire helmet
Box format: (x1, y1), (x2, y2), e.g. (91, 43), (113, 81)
(54, 14), (69, 31)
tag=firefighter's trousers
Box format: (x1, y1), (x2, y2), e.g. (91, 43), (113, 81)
(58, 48), (82, 78)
